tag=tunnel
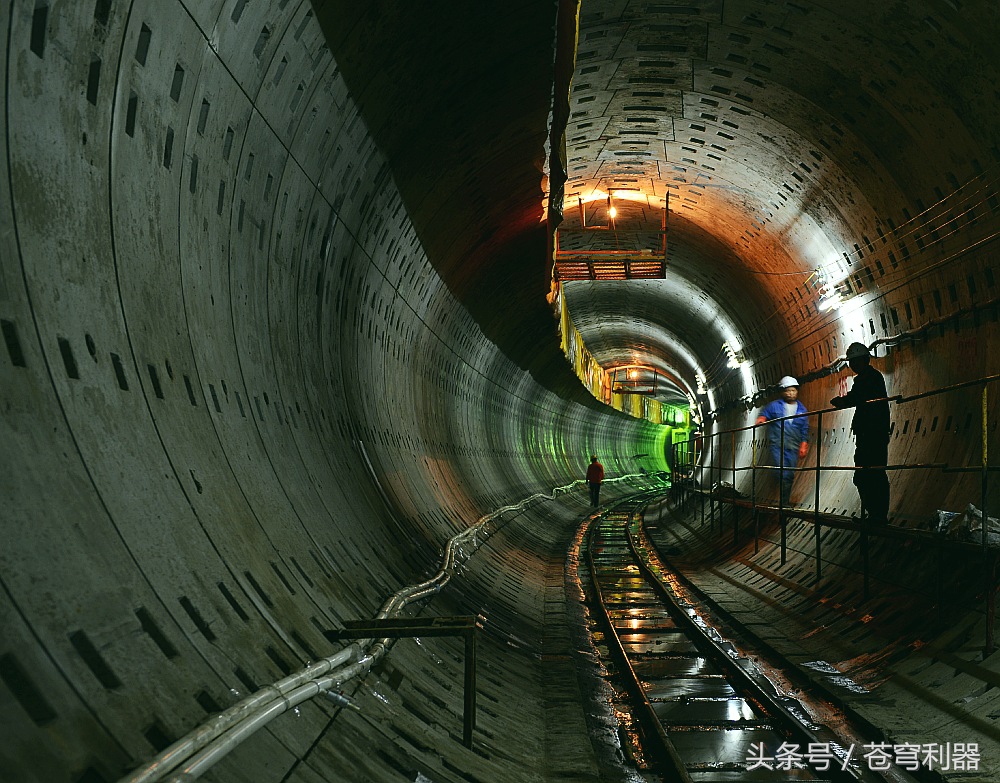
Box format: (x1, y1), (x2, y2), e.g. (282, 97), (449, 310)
(3, 1), (1000, 781)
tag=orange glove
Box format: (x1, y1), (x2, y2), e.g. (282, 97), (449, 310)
(798, 442), (808, 459)
(755, 415), (767, 425)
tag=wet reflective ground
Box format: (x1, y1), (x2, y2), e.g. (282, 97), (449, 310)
(586, 507), (839, 782)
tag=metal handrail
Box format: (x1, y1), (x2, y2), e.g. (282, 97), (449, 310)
(711, 395), (903, 435)
(670, 370), (996, 650)
(897, 371), (1000, 403)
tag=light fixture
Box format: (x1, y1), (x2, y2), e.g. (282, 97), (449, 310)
(817, 293), (842, 312)
(723, 341), (746, 369)
(815, 268), (845, 311)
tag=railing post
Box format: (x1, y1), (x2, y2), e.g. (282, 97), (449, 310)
(861, 512), (870, 600)
(814, 411), (823, 581)
(710, 431), (716, 531)
(700, 445), (706, 526)
(679, 441), (685, 505)
(671, 442), (678, 502)
(717, 431), (723, 532)
(780, 418), (786, 565)
(937, 547), (944, 629)
(464, 626), (477, 748)
(752, 422), (759, 554)
(717, 430), (723, 530)
(733, 430), (739, 546)
(687, 439), (693, 508)
(685, 441), (691, 508)
(679, 441), (684, 504)
(983, 383), (994, 655)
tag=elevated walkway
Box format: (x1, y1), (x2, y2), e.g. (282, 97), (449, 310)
(670, 370), (1000, 650)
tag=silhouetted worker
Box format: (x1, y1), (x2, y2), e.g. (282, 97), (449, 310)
(756, 376), (809, 505)
(831, 342), (891, 524)
(586, 455), (604, 508)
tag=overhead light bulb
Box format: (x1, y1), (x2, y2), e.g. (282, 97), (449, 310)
(817, 292), (842, 311)
(608, 206), (617, 219)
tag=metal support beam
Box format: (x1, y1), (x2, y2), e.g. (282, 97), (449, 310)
(325, 616), (483, 748)
(779, 419), (787, 565)
(983, 384), (994, 654)
(814, 411), (823, 581)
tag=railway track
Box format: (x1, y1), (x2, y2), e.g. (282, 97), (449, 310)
(580, 493), (919, 783)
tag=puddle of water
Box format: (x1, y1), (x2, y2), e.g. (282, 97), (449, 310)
(802, 660), (840, 675)
(801, 661), (870, 693)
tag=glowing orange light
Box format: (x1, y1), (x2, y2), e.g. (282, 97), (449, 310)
(608, 206), (617, 219)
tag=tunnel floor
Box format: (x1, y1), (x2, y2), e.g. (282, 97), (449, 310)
(203, 486), (997, 783)
(641, 497), (998, 783)
(253, 482), (655, 783)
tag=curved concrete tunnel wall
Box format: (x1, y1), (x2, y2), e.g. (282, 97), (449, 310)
(1, 3), (666, 780)
(557, 0), (1000, 774)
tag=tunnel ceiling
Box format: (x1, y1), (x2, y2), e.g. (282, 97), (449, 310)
(318, 0), (1000, 412)
(312, 1), (600, 403)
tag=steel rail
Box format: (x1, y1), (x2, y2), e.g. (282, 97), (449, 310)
(584, 492), (916, 783)
(637, 505), (936, 783)
(625, 515), (886, 783)
(584, 492), (694, 783)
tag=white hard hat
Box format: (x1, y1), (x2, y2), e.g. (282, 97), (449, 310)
(846, 342), (871, 360)
(778, 375), (799, 389)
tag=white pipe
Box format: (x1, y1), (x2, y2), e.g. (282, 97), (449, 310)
(120, 645), (360, 783)
(164, 668), (364, 782)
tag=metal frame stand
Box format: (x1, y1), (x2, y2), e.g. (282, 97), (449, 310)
(326, 616), (482, 748)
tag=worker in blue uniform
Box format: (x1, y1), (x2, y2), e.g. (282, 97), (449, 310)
(831, 342), (891, 524)
(756, 376), (809, 505)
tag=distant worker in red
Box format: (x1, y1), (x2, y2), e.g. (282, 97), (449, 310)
(586, 455), (604, 508)
(831, 342), (892, 525)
